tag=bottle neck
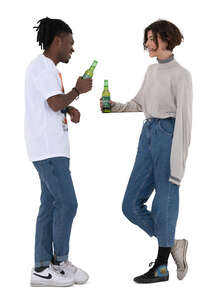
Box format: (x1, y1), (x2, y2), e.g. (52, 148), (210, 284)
(104, 86), (108, 90)
(90, 64), (96, 70)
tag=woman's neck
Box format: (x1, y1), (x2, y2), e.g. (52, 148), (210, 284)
(157, 53), (174, 64)
(157, 50), (173, 61)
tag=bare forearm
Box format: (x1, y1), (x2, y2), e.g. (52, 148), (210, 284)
(51, 89), (79, 112)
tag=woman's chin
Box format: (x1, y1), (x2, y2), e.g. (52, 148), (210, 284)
(149, 52), (156, 58)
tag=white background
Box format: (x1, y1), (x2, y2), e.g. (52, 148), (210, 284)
(0, 0), (217, 298)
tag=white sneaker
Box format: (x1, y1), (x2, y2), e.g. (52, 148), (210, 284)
(171, 239), (188, 280)
(30, 265), (74, 287)
(52, 261), (89, 284)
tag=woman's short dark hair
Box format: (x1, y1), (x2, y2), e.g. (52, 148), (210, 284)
(143, 19), (184, 51)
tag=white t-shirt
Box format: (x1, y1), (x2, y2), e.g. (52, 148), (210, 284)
(24, 54), (70, 161)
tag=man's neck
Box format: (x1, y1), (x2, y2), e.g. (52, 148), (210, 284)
(43, 51), (59, 66)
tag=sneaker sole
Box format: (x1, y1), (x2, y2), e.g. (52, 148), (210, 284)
(134, 275), (169, 284)
(30, 281), (74, 287)
(74, 279), (89, 285)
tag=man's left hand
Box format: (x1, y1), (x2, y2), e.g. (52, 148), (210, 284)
(67, 106), (80, 123)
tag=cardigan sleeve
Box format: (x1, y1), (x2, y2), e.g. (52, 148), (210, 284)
(110, 67), (150, 113)
(169, 71), (193, 185)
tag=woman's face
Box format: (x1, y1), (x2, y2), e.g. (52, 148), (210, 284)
(145, 30), (169, 57)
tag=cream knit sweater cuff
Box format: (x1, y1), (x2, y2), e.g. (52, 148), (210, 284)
(169, 176), (181, 186)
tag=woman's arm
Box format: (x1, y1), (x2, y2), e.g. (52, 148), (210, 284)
(169, 71), (193, 185)
(100, 67), (151, 113)
(110, 99), (142, 112)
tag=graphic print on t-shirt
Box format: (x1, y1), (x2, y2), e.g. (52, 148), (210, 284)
(58, 72), (68, 132)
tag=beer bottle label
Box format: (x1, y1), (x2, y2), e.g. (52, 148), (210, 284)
(83, 73), (90, 79)
(102, 96), (111, 109)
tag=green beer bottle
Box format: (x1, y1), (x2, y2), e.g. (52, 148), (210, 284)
(102, 80), (111, 113)
(83, 60), (98, 79)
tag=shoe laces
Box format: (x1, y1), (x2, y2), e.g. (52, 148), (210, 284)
(50, 265), (66, 276)
(172, 254), (179, 265)
(144, 261), (157, 278)
(64, 261), (75, 267)
(171, 252), (183, 269)
(149, 261), (155, 267)
(61, 261), (77, 272)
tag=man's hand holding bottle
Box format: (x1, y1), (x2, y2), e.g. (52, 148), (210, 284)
(75, 77), (92, 94)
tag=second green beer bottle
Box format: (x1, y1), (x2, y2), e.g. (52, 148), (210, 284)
(102, 80), (111, 113)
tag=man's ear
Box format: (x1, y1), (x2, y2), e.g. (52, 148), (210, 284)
(53, 36), (62, 48)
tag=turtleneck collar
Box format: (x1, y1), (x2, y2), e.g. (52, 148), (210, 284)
(156, 54), (179, 70)
(157, 54), (174, 64)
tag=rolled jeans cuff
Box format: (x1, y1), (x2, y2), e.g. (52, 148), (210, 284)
(56, 254), (68, 262)
(35, 260), (51, 268)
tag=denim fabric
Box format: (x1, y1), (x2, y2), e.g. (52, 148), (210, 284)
(32, 157), (78, 267)
(122, 118), (179, 247)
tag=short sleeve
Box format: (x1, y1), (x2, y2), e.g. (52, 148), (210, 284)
(34, 70), (63, 101)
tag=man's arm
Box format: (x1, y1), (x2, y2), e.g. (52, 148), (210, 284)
(47, 76), (92, 112)
(47, 88), (79, 112)
(65, 105), (80, 123)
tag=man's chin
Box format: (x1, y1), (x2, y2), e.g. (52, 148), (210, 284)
(61, 57), (70, 64)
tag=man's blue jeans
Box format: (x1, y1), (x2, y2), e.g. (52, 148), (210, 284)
(32, 157), (78, 267)
(122, 118), (179, 247)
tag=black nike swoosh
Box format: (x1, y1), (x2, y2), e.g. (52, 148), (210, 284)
(33, 273), (52, 279)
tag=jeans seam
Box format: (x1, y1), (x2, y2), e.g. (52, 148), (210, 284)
(132, 166), (154, 235)
(166, 182), (172, 246)
(145, 126), (152, 152)
(47, 161), (63, 205)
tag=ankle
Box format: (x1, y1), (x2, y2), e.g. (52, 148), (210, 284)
(155, 259), (168, 267)
(156, 246), (171, 265)
(52, 256), (63, 265)
(35, 266), (49, 272)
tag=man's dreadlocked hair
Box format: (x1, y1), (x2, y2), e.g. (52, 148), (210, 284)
(33, 17), (72, 50)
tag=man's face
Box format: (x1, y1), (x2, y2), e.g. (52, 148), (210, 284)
(57, 33), (74, 63)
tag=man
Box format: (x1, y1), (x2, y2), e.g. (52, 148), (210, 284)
(24, 17), (92, 287)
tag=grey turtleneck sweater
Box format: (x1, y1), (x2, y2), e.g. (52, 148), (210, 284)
(111, 54), (193, 186)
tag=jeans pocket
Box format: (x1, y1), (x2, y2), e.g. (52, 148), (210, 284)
(158, 118), (175, 136)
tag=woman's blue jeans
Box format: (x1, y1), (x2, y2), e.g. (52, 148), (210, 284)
(122, 118), (179, 247)
(32, 157), (78, 267)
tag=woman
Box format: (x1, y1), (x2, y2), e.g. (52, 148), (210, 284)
(100, 19), (192, 284)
